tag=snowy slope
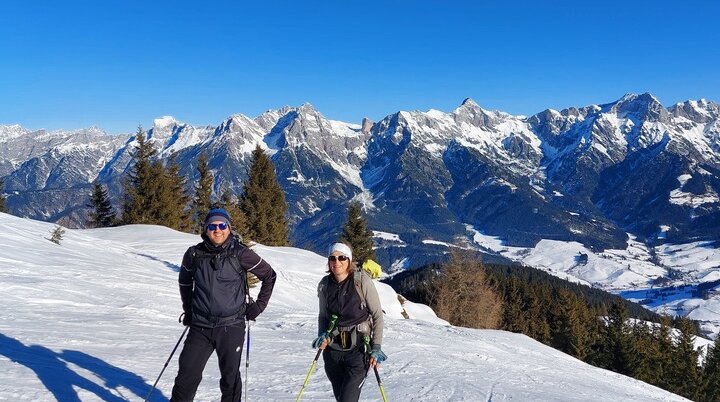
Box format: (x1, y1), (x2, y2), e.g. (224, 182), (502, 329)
(0, 213), (689, 401)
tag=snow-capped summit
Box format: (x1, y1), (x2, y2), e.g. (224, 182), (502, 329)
(607, 92), (669, 122)
(153, 115), (178, 128)
(670, 99), (720, 123)
(2, 94), (719, 273)
(0, 124), (31, 142)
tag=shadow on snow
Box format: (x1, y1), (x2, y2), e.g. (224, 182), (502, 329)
(0, 332), (168, 402)
(619, 280), (720, 309)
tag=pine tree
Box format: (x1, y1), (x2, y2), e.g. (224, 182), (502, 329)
(585, 305), (609, 368)
(218, 188), (248, 239)
(653, 315), (675, 390)
(603, 301), (638, 376)
(121, 127), (158, 224)
(87, 183), (116, 227)
(629, 320), (656, 383)
(669, 317), (700, 400)
(524, 284), (551, 344)
(0, 179), (8, 213)
(701, 335), (720, 402)
(49, 225), (65, 245)
(340, 201), (376, 265)
(240, 145), (289, 246)
(191, 152), (214, 233)
(501, 276), (526, 333)
(154, 157), (191, 231)
(550, 288), (590, 360)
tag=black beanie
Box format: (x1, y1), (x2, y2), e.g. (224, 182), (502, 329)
(204, 208), (231, 227)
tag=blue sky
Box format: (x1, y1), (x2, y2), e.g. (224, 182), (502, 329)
(1, 1), (718, 134)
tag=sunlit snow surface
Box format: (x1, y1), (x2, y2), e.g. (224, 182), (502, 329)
(0, 213), (689, 401)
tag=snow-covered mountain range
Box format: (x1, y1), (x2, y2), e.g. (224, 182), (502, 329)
(2, 94), (718, 267)
(2, 94), (719, 335)
(0, 213), (696, 401)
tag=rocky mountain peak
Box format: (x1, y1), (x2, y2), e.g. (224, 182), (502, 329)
(670, 99), (720, 123)
(148, 116), (182, 143)
(461, 97), (480, 108)
(608, 92), (668, 122)
(217, 113), (257, 134)
(0, 124), (31, 142)
(361, 117), (373, 134)
(452, 98), (504, 129)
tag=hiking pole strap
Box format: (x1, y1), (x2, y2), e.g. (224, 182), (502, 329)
(144, 326), (189, 402)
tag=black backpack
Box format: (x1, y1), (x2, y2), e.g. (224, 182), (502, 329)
(188, 238), (253, 305)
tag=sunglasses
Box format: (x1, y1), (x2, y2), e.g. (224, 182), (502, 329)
(206, 223), (229, 231)
(328, 255), (349, 262)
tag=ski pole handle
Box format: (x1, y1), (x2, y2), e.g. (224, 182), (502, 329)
(326, 314), (338, 333)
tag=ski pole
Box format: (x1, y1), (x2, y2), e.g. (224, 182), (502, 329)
(358, 336), (372, 389)
(374, 366), (388, 402)
(245, 319), (251, 402)
(144, 326), (189, 402)
(296, 314), (338, 402)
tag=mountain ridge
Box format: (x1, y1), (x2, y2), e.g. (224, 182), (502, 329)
(1, 93), (719, 270)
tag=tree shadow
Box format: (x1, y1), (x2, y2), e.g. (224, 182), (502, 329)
(0, 332), (168, 401)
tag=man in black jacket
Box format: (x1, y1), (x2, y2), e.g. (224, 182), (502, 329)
(171, 208), (276, 402)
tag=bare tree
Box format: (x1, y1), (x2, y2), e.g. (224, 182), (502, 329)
(430, 249), (503, 329)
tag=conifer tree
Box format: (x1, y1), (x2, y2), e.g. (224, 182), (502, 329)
(218, 188), (248, 240)
(122, 127), (158, 224)
(524, 285), (551, 344)
(653, 315), (675, 390)
(239, 145), (289, 246)
(87, 183), (116, 227)
(629, 320), (657, 383)
(430, 250), (502, 329)
(551, 288), (590, 359)
(0, 179), (8, 213)
(701, 335), (720, 402)
(340, 201), (376, 265)
(584, 305), (609, 367)
(49, 225), (65, 245)
(669, 317), (700, 400)
(603, 301), (638, 375)
(501, 276), (526, 333)
(191, 152), (214, 233)
(154, 157), (191, 231)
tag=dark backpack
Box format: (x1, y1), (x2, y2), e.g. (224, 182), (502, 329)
(188, 239), (253, 304)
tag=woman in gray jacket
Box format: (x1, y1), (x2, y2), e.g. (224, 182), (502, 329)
(313, 242), (386, 402)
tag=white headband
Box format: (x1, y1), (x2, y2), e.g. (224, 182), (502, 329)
(328, 243), (353, 261)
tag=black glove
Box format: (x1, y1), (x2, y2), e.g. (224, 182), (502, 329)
(180, 311), (192, 326)
(245, 302), (262, 321)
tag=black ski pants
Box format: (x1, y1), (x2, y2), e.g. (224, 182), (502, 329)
(322, 346), (367, 402)
(171, 322), (245, 402)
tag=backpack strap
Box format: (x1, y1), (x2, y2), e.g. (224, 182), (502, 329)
(354, 270), (366, 310)
(188, 246), (198, 274)
(226, 239), (252, 304)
